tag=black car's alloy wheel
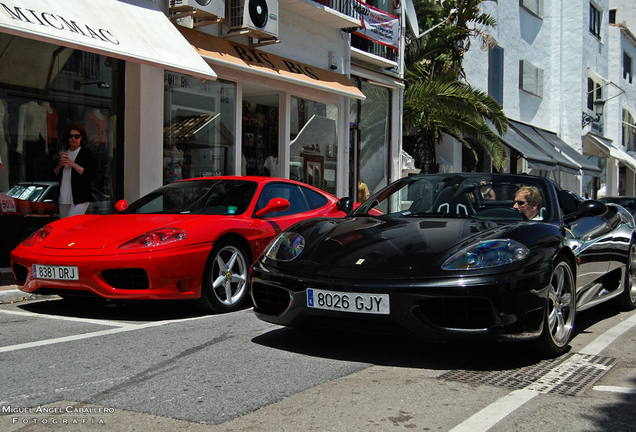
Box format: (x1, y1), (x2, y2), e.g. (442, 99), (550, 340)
(535, 256), (575, 357)
(197, 239), (249, 313)
(616, 242), (636, 311)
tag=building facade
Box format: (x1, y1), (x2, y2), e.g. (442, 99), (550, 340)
(0, 0), (407, 215)
(0, 0), (218, 212)
(460, 0), (636, 198)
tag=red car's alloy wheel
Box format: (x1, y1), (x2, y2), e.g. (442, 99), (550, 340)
(197, 239), (249, 313)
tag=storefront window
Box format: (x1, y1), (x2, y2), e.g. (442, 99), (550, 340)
(583, 156), (604, 199)
(163, 74), (236, 182)
(290, 96), (339, 194)
(359, 81), (391, 196)
(242, 95), (279, 177)
(0, 34), (123, 215)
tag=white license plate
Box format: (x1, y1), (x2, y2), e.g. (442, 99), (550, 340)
(33, 264), (79, 280)
(306, 288), (389, 314)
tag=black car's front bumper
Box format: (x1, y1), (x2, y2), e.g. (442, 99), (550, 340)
(251, 261), (553, 343)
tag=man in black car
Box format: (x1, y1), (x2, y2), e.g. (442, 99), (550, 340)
(513, 185), (542, 220)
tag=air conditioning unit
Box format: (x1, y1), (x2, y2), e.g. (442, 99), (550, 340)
(226, 0), (278, 40)
(170, 0), (225, 20)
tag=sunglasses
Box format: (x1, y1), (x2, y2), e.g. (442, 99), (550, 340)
(69, 134), (81, 139)
(513, 200), (527, 206)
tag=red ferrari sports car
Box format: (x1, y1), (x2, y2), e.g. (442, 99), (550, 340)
(11, 176), (347, 312)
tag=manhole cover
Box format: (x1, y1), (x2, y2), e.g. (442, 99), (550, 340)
(438, 353), (616, 396)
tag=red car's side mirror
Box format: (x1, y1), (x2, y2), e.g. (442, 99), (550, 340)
(255, 198), (290, 218)
(115, 199), (128, 212)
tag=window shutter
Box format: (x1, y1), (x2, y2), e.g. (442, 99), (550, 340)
(519, 60), (544, 97)
(536, 68), (544, 97)
(520, 0), (543, 17)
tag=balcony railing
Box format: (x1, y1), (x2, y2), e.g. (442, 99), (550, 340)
(351, 34), (398, 64)
(284, 0), (400, 67)
(310, 0), (358, 17)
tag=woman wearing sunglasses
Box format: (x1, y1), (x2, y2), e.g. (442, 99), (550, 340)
(54, 123), (96, 218)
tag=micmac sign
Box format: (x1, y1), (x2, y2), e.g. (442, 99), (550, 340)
(0, 3), (119, 45)
(0, 0), (217, 81)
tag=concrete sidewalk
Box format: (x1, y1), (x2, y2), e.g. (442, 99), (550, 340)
(0, 267), (53, 304)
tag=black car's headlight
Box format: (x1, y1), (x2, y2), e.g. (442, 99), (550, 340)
(265, 232), (305, 261)
(442, 239), (529, 270)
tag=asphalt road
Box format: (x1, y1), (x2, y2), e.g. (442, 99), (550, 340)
(0, 296), (635, 431)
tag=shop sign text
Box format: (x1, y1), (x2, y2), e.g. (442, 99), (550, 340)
(232, 45), (319, 81)
(0, 3), (119, 45)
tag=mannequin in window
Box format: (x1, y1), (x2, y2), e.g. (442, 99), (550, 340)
(264, 151), (279, 177)
(84, 108), (110, 193)
(18, 101), (47, 181)
(42, 101), (58, 153)
(163, 143), (184, 184)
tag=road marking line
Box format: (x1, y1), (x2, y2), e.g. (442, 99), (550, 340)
(593, 385), (636, 394)
(0, 315), (209, 354)
(580, 312), (636, 355)
(449, 310), (636, 432)
(448, 389), (538, 432)
(0, 309), (130, 327)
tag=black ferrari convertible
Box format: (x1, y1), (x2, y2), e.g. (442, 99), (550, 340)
(250, 173), (636, 356)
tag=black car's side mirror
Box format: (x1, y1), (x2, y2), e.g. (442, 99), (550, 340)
(337, 197), (354, 215)
(557, 190), (583, 214)
(564, 200), (607, 223)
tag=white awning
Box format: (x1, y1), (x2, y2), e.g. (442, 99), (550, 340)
(0, 0), (217, 81)
(583, 133), (636, 171)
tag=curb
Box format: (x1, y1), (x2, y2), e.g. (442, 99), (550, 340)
(1, 269), (57, 304)
(0, 285), (57, 305)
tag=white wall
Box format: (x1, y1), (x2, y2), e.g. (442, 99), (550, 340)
(124, 63), (165, 202)
(461, 0), (624, 194)
(611, 0), (636, 30)
(200, 9), (349, 75)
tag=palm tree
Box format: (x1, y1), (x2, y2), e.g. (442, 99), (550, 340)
(404, 0), (508, 172)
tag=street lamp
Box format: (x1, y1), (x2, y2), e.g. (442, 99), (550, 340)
(582, 99), (605, 128)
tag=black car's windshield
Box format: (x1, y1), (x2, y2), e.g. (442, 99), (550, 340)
(355, 175), (549, 221)
(121, 180), (258, 215)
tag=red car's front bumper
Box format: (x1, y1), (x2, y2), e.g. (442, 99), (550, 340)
(11, 243), (212, 300)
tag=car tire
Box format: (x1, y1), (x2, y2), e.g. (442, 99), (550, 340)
(197, 239), (250, 313)
(534, 256), (576, 357)
(615, 242), (636, 311)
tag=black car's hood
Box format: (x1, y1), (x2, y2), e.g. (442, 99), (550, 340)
(298, 216), (520, 273)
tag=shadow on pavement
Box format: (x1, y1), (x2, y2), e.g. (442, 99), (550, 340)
(252, 301), (627, 371)
(252, 325), (547, 371)
(16, 297), (250, 322)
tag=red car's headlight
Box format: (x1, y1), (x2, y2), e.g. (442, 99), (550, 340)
(119, 228), (187, 250)
(22, 226), (52, 247)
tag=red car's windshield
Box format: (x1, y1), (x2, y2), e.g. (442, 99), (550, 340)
(121, 180), (258, 215)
